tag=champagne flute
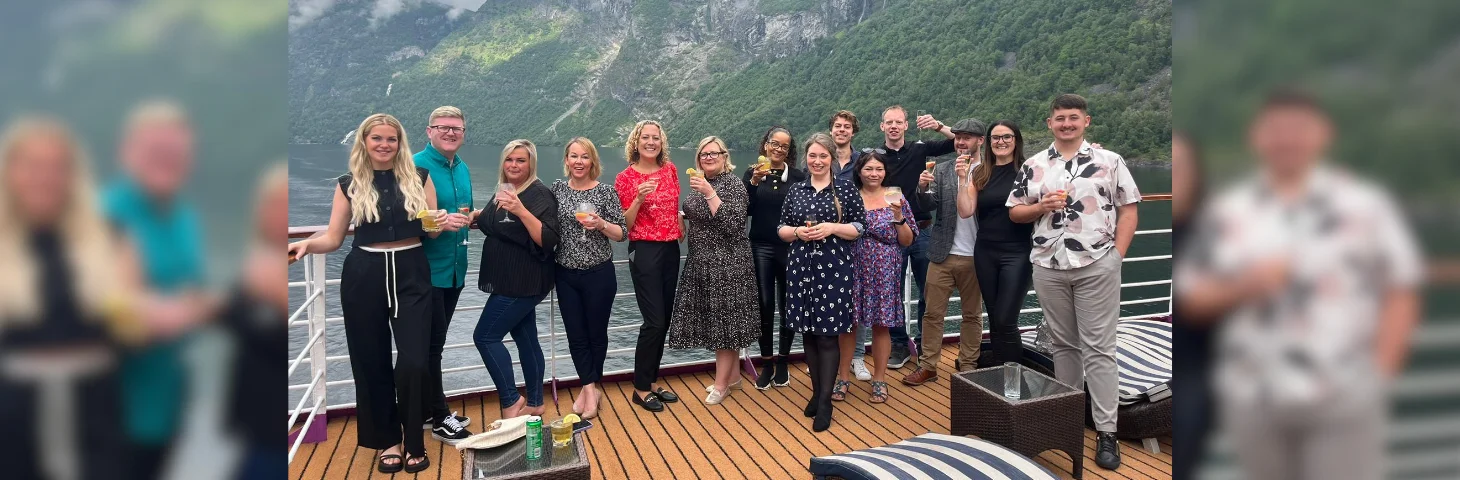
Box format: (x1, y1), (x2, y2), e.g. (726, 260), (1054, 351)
(457, 203), (472, 245)
(574, 202), (598, 240)
(915, 109), (928, 142)
(495, 183), (516, 223)
(804, 214), (820, 254)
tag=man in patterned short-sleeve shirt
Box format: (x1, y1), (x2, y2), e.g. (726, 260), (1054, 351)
(1007, 94), (1141, 470)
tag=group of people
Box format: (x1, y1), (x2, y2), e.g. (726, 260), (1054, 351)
(1, 101), (288, 480)
(287, 93), (1143, 473)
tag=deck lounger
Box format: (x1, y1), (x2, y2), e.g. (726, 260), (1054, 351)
(809, 433), (1060, 480)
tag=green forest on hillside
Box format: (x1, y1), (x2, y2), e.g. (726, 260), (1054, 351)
(290, 0), (1171, 161)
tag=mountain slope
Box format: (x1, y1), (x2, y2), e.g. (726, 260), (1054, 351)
(289, 0), (1170, 160)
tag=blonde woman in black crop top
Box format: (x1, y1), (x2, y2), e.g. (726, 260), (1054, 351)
(286, 114), (460, 474)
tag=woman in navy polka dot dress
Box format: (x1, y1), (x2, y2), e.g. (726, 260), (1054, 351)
(777, 132), (865, 432)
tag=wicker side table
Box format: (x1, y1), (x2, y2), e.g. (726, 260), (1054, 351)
(950, 365), (1086, 479)
(460, 430), (591, 480)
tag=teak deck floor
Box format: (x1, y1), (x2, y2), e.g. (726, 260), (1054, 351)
(289, 344), (1173, 479)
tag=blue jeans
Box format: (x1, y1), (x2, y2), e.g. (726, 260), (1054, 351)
(474, 293), (548, 409)
(896, 230), (930, 347)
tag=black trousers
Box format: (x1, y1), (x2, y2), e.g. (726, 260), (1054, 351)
(973, 239), (1033, 365)
(428, 285), (465, 422)
(0, 350), (125, 479)
(556, 261), (617, 385)
(752, 241), (796, 359)
(628, 240), (680, 392)
(340, 245), (434, 456)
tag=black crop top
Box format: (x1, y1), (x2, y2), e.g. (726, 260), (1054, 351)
(338, 167), (430, 245)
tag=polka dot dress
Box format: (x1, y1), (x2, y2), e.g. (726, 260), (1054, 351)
(780, 178), (865, 336)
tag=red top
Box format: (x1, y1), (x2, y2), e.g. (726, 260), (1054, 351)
(615, 161), (682, 242)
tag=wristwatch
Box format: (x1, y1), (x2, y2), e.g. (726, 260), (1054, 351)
(890, 219), (907, 226)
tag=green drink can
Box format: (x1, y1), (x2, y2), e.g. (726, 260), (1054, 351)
(525, 416), (544, 460)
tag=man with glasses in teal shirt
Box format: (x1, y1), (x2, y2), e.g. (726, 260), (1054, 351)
(415, 106), (475, 443)
(102, 100), (211, 480)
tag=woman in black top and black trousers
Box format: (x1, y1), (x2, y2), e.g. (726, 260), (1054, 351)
(288, 114), (454, 474)
(969, 120), (1036, 365)
(743, 126), (807, 389)
(471, 139), (560, 420)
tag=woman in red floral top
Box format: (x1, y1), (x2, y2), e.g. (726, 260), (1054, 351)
(613, 120), (683, 412)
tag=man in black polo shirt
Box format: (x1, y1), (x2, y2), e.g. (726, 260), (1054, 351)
(865, 105), (956, 367)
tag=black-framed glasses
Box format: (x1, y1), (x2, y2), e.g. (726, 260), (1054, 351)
(430, 125), (465, 134)
(990, 134), (1016, 143)
(697, 151), (727, 159)
(860, 147), (888, 155)
(765, 140), (789, 152)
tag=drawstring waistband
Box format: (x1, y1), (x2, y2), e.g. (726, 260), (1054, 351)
(358, 243), (421, 318)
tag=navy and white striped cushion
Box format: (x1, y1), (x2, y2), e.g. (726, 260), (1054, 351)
(809, 433), (1058, 480)
(1115, 319), (1173, 405)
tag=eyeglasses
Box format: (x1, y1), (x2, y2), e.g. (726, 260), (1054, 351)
(990, 134), (1016, 143)
(765, 140), (788, 152)
(430, 125), (465, 134)
(860, 147), (888, 155)
(698, 151), (727, 159)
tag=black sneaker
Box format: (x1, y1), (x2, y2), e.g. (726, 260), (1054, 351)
(772, 360), (790, 386)
(888, 345), (911, 369)
(423, 412), (471, 430)
(431, 414), (472, 445)
(1095, 432), (1121, 470)
(755, 362), (776, 390)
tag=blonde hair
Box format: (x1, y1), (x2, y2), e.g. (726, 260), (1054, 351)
(0, 116), (122, 324)
(498, 139), (540, 187)
(695, 136), (735, 176)
(562, 137), (602, 180)
(427, 106), (464, 124)
(346, 114), (429, 226)
(624, 120), (669, 166)
(255, 161), (288, 244)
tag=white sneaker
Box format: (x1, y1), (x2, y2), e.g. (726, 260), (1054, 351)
(852, 361), (872, 381)
(705, 386), (729, 405)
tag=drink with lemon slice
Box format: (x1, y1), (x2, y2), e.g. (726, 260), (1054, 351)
(416, 210), (443, 232)
(551, 413), (580, 447)
(756, 155), (771, 172)
(686, 167), (704, 179)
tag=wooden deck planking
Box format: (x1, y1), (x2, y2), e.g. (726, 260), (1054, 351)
(294, 344), (1171, 479)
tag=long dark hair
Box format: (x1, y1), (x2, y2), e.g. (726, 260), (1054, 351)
(758, 126), (797, 169)
(972, 120), (1026, 190)
(851, 151), (886, 190)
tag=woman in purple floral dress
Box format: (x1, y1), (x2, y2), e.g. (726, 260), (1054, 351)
(845, 152), (917, 404)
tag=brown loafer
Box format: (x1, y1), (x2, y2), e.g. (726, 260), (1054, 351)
(901, 367), (938, 386)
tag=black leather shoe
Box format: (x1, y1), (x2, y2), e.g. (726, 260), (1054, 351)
(755, 361), (776, 390)
(632, 392), (664, 412)
(1095, 432), (1121, 470)
(654, 387), (679, 403)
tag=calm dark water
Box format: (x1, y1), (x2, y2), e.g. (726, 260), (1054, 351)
(288, 143), (1173, 406)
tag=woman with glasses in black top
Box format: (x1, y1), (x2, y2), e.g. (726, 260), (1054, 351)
(968, 120), (1036, 366)
(744, 126), (806, 390)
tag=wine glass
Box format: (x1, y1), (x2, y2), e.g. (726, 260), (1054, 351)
(804, 214), (820, 254)
(883, 186), (904, 209)
(495, 183), (516, 223)
(457, 203), (472, 245)
(574, 202), (598, 240)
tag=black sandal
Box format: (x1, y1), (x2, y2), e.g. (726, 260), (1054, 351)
(377, 451), (404, 474)
(404, 453), (430, 474)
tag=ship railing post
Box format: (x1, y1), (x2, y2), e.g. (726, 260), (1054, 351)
(304, 251), (330, 443)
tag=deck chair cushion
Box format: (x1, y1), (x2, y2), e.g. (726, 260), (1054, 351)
(1115, 319), (1173, 405)
(809, 433), (1059, 480)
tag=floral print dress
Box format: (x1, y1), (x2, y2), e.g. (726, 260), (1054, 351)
(853, 202), (918, 328)
(667, 172), (761, 350)
(780, 179), (865, 336)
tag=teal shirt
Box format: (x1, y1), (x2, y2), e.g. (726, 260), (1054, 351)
(416, 144), (473, 288)
(102, 179), (205, 445)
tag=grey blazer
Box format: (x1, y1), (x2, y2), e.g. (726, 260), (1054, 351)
(920, 159), (970, 264)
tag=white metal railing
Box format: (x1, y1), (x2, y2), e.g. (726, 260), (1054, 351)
(285, 202), (1178, 460)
